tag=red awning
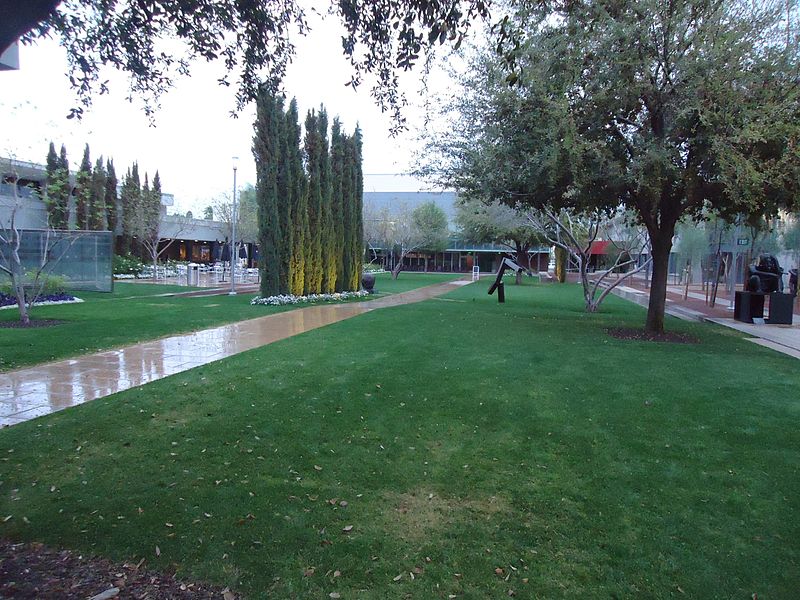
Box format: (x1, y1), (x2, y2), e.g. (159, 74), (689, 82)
(589, 241), (612, 255)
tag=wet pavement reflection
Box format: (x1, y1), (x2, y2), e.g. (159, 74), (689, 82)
(0, 279), (469, 426)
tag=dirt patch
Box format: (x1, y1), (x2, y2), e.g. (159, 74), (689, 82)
(0, 539), (235, 599)
(0, 320), (65, 329)
(606, 327), (699, 344)
(383, 490), (509, 544)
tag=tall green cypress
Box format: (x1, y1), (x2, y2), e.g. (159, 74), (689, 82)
(45, 142), (69, 229)
(105, 159), (118, 235)
(350, 126), (364, 291)
(90, 157), (107, 230)
(56, 145), (71, 229)
(148, 171), (163, 247)
(75, 144), (92, 230)
(317, 107), (336, 293)
(287, 99), (307, 296)
(120, 163), (140, 254)
(304, 109), (324, 294)
(253, 88), (282, 297)
(274, 97), (292, 294)
(329, 118), (345, 292)
(340, 131), (354, 291)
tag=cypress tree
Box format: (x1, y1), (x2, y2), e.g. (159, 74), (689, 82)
(90, 157), (107, 230)
(120, 163), (141, 254)
(148, 171), (163, 245)
(340, 131), (354, 291)
(274, 96), (292, 294)
(330, 118), (345, 292)
(105, 159), (118, 235)
(253, 88), (282, 297)
(44, 142), (69, 229)
(57, 144), (70, 229)
(75, 144), (92, 230)
(304, 109), (323, 294)
(349, 126), (364, 291)
(317, 107), (336, 293)
(287, 99), (307, 296)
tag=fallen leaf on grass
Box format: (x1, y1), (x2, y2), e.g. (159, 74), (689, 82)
(329, 594), (341, 599)
(342, 525), (353, 533)
(333, 570), (341, 578)
(494, 568), (504, 576)
(155, 546), (160, 557)
(304, 567), (316, 577)
(393, 574), (403, 582)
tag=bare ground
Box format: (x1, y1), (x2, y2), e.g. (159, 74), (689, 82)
(0, 540), (235, 599)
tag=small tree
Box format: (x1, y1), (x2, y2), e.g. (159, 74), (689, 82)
(383, 202), (449, 280)
(524, 207), (652, 313)
(455, 198), (544, 283)
(363, 202), (394, 267)
(413, 201), (449, 272)
(0, 171), (82, 324)
(129, 171), (190, 275)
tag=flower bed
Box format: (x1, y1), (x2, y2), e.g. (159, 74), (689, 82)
(0, 292), (83, 310)
(251, 290), (369, 306)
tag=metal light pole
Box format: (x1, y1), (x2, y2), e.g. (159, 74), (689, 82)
(229, 156), (239, 296)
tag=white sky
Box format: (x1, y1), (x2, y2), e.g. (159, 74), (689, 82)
(0, 9), (459, 214)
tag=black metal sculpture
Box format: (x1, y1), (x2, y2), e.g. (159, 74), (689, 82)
(746, 254), (784, 294)
(488, 256), (530, 303)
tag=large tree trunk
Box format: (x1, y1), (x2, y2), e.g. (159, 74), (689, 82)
(391, 263), (402, 280)
(645, 233), (674, 334)
(514, 242), (531, 285)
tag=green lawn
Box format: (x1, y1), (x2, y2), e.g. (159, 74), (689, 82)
(1, 281), (798, 598)
(0, 273), (459, 371)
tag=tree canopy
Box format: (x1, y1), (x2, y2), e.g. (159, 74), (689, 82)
(2, 0), (490, 125)
(426, 0), (800, 333)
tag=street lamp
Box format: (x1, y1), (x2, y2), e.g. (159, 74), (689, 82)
(229, 156), (239, 296)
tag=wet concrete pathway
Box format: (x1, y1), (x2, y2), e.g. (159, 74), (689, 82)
(0, 280), (471, 427)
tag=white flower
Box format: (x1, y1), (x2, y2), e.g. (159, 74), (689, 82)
(250, 290), (369, 306)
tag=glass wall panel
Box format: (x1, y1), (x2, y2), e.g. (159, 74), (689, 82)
(1, 229), (113, 292)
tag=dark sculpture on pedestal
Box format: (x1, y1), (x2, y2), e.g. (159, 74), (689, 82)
(746, 254), (784, 294)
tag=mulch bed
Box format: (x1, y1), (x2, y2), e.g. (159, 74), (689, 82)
(606, 327), (699, 344)
(0, 320), (65, 329)
(0, 540), (235, 599)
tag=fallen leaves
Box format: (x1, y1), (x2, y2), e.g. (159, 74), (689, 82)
(341, 525), (353, 534)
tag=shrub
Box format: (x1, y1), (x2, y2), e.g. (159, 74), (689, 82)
(113, 254), (144, 277)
